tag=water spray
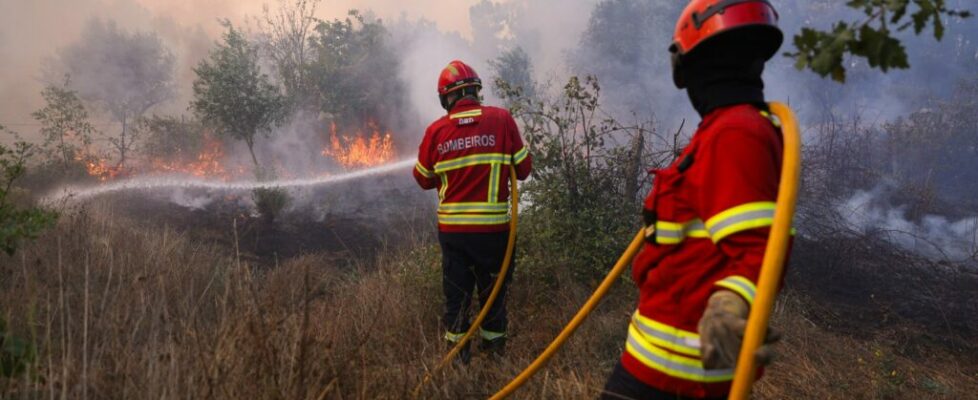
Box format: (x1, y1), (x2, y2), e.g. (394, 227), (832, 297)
(41, 158), (416, 205)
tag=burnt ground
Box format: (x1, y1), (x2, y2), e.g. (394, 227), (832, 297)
(73, 173), (436, 268)
(787, 235), (978, 357)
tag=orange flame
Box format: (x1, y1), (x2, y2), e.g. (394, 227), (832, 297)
(75, 153), (124, 181)
(322, 121), (396, 169)
(149, 137), (228, 179)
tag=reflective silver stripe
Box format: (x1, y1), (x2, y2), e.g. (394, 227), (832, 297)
(438, 203), (509, 214)
(433, 153), (511, 173)
(488, 162), (501, 202)
(479, 329), (506, 341)
(706, 209), (775, 238)
(626, 334), (733, 380)
(654, 220), (709, 244)
(716, 276), (757, 304)
(656, 227), (684, 240)
(631, 316), (701, 355)
(438, 213), (510, 225)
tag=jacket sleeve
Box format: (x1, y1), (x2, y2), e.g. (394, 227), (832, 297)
(691, 123), (785, 307)
(506, 113), (532, 180)
(414, 126), (438, 190)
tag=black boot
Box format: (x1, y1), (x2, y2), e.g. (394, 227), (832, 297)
(479, 337), (506, 358)
(446, 339), (471, 365)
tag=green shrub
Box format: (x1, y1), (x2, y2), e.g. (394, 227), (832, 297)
(495, 76), (681, 281)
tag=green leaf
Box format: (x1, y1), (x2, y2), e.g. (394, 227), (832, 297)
(852, 25), (910, 71)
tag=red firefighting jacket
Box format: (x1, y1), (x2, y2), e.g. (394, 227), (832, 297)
(414, 99), (532, 233)
(621, 104), (787, 398)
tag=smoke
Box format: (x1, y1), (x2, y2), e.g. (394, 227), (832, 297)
(838, 187), (978, 262)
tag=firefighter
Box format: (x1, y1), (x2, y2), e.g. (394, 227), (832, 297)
(601, 1), (788, 399)
(413, 60), (532, 364)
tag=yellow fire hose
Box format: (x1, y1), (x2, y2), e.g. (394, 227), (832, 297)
(489, 228), (645, 400)
(412, 165), (520, 399)
(488, 101), (800, 400)
(729, 102), (801, 399)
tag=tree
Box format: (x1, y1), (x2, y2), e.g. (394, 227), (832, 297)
(31, 79), (96, 171)
(192, 21), (286, 170)
(256, 0), (322, 110)
(307, 11), (402, 125)
(570, 0), (684, 116)
(789, 0), (971, 82)
(57, 18), (176, 167)
(139, 115), (205, 162)
(488, 46), (537, 104)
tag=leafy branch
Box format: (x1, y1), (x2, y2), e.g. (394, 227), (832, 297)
(788, 0), (971, 82)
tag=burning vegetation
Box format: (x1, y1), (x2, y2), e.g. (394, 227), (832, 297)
(56, 121), (398, 183)
(322, 121), (396, 169)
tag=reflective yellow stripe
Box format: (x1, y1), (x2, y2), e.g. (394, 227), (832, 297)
(625, 324), (733, 383)
(433, 153), (511, 173)
(488, 162), (501, 202)
(415, 162), (434, 178)
(438, 173), (448, 201)
(445, 331), (465, 343)
(632, 312), (701, 357)
(715, 276), (757, 306)
(450, 109), (483, 119)
(705, 202), (777, 242)
(760, 110), (782, 128)
(479, 328), (506, 341)
(438, 213), (510, 225)
(513, 146), (529, 164)
(653, 219), (709, 245)
(438, 202), (509, 214)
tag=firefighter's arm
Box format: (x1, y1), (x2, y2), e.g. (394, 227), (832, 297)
(414, 127), (438, 190)
(693, 124), (785, 369)
(694, 124), (783, 304)
(506, 114), (532, 180)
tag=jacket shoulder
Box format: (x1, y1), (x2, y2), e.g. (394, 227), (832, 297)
(481, 105), (514, 119)
(702, 105), (780, 144)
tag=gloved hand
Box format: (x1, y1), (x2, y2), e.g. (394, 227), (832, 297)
(697, 290), (780, 370)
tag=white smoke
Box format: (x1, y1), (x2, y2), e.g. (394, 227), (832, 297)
(838, 188), (978, 261)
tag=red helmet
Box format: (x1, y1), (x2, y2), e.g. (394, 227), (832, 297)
(670, 0), (782, 59)
(437, 60), (482, 96)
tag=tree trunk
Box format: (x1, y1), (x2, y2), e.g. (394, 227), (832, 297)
(246, 136), (261, 179)
(118, 118), (127, 168)
(625, 130), (645, 204)
(60, 132), (70, 171)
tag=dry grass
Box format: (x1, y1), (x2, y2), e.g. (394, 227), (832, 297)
(2, 203), (976, 399)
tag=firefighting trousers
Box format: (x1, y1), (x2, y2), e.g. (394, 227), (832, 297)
(438, 231), (513, 339)
(601, 361), (725, 400)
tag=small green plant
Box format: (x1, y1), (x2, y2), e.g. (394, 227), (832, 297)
(0, 132), (58, 256)
(252, 167), (290, 222)
(0, 316), (36, 379)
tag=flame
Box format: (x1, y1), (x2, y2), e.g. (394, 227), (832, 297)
(322, 121), (396, 168)
(149, 137), (228, 179)
(75, 153), (124, 181)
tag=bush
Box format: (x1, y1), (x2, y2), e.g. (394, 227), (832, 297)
(495, 75), (680, 281)
(252, 167), (291, 222)
(0, 137), (58, 256)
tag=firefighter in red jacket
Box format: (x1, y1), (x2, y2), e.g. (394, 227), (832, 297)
(413, 60), (532, 363)
(601, 1), (787, 398)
